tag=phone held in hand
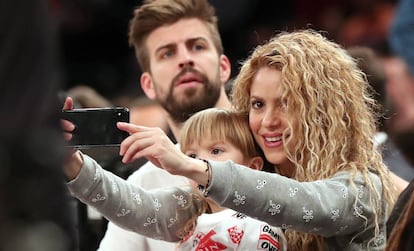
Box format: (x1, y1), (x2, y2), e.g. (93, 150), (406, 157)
(61, 107), (130, 148)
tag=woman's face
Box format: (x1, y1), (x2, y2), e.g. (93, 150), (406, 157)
(248, 67), (293, 173)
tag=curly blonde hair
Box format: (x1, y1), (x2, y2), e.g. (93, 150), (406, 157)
(231, 30), (394, 250)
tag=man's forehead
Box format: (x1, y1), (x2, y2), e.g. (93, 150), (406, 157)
(146, 18), (213, 51)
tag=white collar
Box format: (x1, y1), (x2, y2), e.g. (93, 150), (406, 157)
(374, 131), (388, 147)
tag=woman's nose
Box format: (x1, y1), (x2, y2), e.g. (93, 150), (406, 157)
(262, 109), (280, 128)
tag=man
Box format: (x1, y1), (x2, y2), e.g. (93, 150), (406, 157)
(97, 0), (232, 250)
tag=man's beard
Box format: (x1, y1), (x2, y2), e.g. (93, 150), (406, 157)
(156, 67), (221, 123)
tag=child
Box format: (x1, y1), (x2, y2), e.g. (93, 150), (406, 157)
(176, 108), (286, 250)
(66, 108), (286, 251)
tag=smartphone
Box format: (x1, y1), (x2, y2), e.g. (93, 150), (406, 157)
(61, 107), (130, 148)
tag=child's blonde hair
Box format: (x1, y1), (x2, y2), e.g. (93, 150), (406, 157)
(180, 108), (259, 159)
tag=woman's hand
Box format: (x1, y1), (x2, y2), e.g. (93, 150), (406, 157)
(117, 122), (208, 185)
(117, 122), (187, 173)
(61, 97), (83, 180)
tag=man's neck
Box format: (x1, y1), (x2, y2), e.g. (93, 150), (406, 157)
(167, 90), (231, 140)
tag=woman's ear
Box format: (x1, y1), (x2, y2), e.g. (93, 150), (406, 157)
(248, 156), (264, 171)
(140, 72), (156, 100)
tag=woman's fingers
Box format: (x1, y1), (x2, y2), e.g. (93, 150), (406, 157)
(63, 132), (73, 141)
(63, 97), (74, 111)
(61, 96), (75, 141)
(121, 135), (150, 163)
(117, 122), (190, 176)
(118, 124), (167, 162)
(117, 122), (145, 155)
(117, 121), (153, 134)
(61, 119), (75, 132)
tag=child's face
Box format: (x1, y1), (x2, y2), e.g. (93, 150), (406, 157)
(183, 138), (250, 166)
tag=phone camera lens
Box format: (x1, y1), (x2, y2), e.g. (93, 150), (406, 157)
(117, 112), (122, 116)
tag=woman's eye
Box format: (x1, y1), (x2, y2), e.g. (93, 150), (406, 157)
(251, 100), (263, 109)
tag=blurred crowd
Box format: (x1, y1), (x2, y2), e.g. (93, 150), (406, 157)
(53, 0), (396, 100)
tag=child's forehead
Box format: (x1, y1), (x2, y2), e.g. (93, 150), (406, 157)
(187, 138), (230, 148)
(200, 137), (226, 145)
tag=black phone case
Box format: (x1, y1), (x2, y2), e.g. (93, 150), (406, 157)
(62, 107), (130, 148)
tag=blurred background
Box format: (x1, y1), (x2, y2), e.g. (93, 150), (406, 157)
(53, 0), (397, 101)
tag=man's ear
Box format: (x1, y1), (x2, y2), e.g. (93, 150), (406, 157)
(219, 55), (231, 84)
(247, 156), (264, 171)
(140, 72), (156, 100)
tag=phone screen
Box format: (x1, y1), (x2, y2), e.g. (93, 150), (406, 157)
(62, 107), (130, 148)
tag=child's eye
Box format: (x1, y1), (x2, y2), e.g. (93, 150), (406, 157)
(211, 148), (223, 155)
(188, 153), (197, 159)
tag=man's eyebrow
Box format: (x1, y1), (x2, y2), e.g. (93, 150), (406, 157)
(186, 37), (208, 44)
(155, 37), (209, 55)
(155, 43), (176, 55)
(186, 37), (212, 49)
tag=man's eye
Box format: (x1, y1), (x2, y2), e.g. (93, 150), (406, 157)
(192, 43), (205, 51)
(161, 50), (174, 59)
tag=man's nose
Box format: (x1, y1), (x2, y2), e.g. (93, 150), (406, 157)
(179, 60), (194, 68)
(178, 47), (195, 68)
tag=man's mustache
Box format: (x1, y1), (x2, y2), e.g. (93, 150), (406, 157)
(172, 66), (206, 86)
